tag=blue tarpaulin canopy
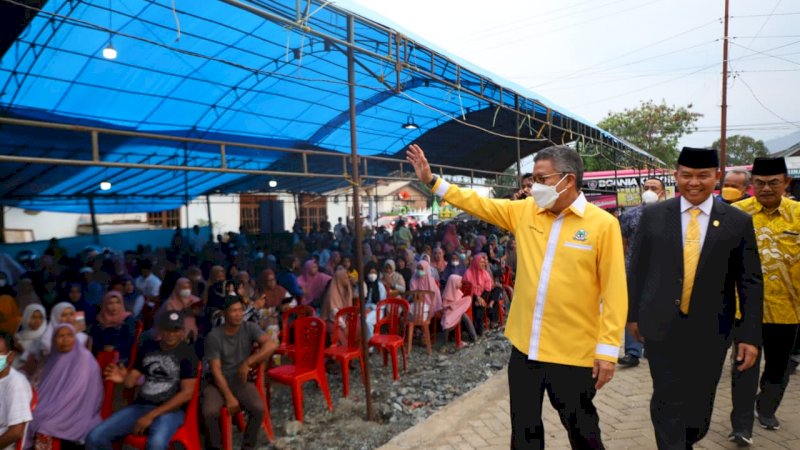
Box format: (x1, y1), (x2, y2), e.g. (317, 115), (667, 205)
(0, 0), (654, 213)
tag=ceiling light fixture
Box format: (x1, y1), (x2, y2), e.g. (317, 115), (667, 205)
(99, 181), (112, 191)
(268, 180), (278, 188)
(102, 42), (117, 60)
(401, 116), (419, 130)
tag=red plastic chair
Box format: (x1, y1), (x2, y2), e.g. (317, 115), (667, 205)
(367, 298), (409, 381)
(123, 320), (145, 404)
(96, 349), (119, 419)
(220, 361), (274, 448)
(275, 305), (315, 361)
(405, 290), (435, 355)
(121, 365), (203, 450)
(323, 306), (365, 398)
(267, 316), (333, 422)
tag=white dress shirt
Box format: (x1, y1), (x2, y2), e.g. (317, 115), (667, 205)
(680, 195), (714, 249)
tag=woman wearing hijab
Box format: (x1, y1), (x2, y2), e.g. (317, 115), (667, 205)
(430, 248), (447, 274)
(155, 278), (200, 341)
(381, 260), (406, 295)
(297, 260), (332, 309)
(395, 257), (413, 290)
(25, 302), (89, 374)
(441, 224), (461, 254)
(324, 251), (342, 275)
(462, 253), (494, 336)
(23, 323), (103, 449)
(442, 252), (467, 286)
(409, 260), (442, 313)
(89, 291), (135, 361)
(363, 265), (387, 341)
(120, 275), (145, 320)
(14, 304), (47, 354)
(64, 282), (95, 327)
(321, 268), (353, 345)
(256, 269), (291, 310)
(440, 275), (477, 344)
(14, 278), (40, 313)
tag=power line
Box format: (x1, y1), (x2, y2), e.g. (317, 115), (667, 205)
(735, 74), (800, 130)
(729, 40), (800, 66)
(745, 0), (783, 49)
(731, 12), (800, 18)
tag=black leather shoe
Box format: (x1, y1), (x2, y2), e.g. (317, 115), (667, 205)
(617, 354), (640, 367)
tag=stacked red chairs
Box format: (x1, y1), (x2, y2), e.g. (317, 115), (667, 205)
(323, 306), (365, 398)
(367, 298), (409, 381)
(267, 316), (333, 422)
(274, 305), (315, 362)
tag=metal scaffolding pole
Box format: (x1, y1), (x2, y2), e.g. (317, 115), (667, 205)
(347, 14), (374, 421)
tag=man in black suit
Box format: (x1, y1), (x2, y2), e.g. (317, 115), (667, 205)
(627, 147), (763, 450)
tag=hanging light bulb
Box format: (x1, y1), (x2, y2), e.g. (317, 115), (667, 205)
(99, 181), (112, 191)
(402, 116), (419, 130)
(268, 180), (278, 188)
(102, 41), (117, 60)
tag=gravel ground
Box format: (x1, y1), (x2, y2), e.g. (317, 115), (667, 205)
(261, 327), (512, 450)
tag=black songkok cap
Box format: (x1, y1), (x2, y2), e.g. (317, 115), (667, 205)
(677, 147), (719, 169)
(751, 157), (787, 176)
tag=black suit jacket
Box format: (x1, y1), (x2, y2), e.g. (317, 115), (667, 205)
(628, 197), (763, 345)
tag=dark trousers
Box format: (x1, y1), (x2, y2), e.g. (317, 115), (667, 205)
(201, 380), (265, 450)
(508, 347), (604, 450)
(646, 320), (729, 450)
(731, 323), (798, 433)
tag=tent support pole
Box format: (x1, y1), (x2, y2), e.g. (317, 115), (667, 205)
(88, 195), (100, 245)
(0, 202), (5, 243)
(206, 195), (213, 241)
(348, 14), (373, 422)
(515, 94), (522, 187)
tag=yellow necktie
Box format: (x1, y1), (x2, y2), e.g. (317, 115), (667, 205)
(681, 208), (702, 314)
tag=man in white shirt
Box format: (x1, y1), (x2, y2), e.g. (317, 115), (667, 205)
(0, 331), (33, 450)
(135, 259), (162, 303)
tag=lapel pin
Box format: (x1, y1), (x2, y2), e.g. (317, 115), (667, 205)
(713, 220), (720, 227)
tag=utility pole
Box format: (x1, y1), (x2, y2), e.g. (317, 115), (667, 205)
(720, 0), (730, 180)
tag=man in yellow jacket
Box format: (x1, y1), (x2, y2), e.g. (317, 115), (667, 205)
(728, 156), (800, 445)
(407, 144), (627, 449)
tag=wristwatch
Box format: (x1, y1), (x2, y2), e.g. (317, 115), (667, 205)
(428, 175), (438, 188)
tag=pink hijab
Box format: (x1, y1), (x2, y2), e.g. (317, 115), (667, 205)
(298, 260), (332, 306)
(95, 291), (131, 328)
(159, 277), (199, 338)
(441, 275), (471, 329)
(410, 260), (442, 313)
(463, 253), (493, 297)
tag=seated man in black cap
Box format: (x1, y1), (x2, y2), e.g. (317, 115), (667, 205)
(727, 156), (800, 445)
(627, 147), (763, 449)
(201, 296), (277, 450)
(86, 311), (199, 450)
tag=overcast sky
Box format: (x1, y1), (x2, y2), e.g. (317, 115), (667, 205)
(347, 0), (799, 151)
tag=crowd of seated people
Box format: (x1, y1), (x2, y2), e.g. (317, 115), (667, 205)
(0, 218), (515, 449)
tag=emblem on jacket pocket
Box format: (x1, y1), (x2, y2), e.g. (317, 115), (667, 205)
(574, 229), (587, 241)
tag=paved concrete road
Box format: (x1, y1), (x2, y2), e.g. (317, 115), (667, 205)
(379, 352), (800, 449)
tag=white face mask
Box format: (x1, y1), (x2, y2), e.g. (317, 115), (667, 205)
(179, 289), (192, 298)
(0, 280), (6, 287)
(451, 261), (460, 267)
(0, 353), (9, 372)
(530, 174), (569, 209)
(641, 190), (660, 205)
(367, 273), (378, 282)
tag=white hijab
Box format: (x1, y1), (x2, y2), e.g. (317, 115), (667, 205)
(15, 304), (47, 351)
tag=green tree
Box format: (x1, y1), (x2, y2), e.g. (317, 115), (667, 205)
(492, 166), (519, 199)
(711, 135), (768, 166)
(598, 100), (703, 166)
